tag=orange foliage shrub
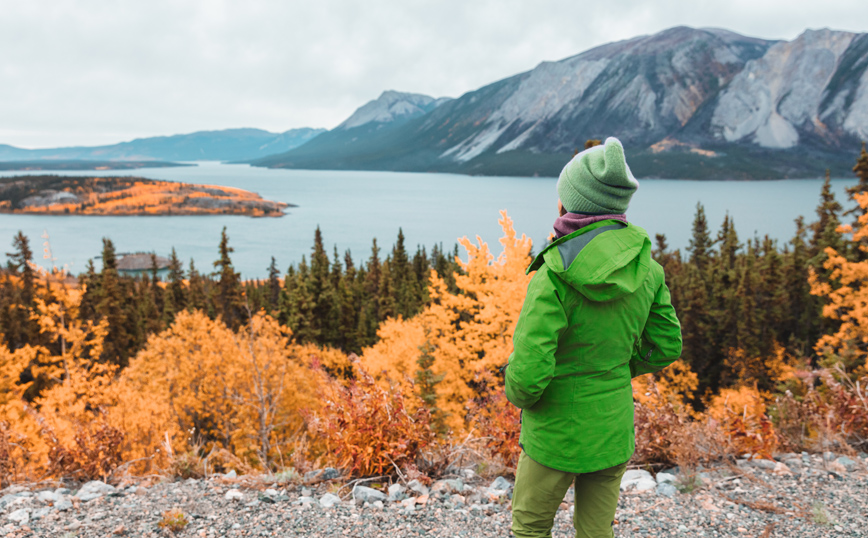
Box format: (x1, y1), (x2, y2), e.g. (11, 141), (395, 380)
(46, 418), (124, 481)
(706, 385), (778, 459)
(306, 362), (435, 477)
(119, 310), (320, 471)
(469, 391), (521, 469)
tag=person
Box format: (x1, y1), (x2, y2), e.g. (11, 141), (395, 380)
(504, 137), (682, 538)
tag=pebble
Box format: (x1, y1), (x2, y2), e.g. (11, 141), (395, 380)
(1, 455), (865, 537)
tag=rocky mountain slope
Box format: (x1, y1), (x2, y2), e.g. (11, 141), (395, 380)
(0, 127), (325, 163)
(254, 27), (868, 179)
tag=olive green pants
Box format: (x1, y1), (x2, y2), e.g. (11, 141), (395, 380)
(511, 450), (627, 538)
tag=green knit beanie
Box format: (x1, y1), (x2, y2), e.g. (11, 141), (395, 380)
(556, 137), (638, 214)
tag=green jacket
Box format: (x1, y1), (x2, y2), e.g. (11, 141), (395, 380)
(505, 220), (682, 473)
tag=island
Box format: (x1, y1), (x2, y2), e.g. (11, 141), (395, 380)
(0, 160), (191, 171)
(0, 175), (291, 217)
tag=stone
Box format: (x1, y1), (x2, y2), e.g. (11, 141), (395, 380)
(264, 488), (279, 496)
(444, 479), (464, 493)
(372, 500), (384, 509)
(407, 479), (429, 496)
(401, 497), (417, 508)
(319, 493), (341, 508)
(54, 499), (73, 511)
(823, 451), (837, 462)
(30, 507), (52, 520)
(301, 487), (312, 497)
(353, 485), (387, 504)
(749, 458), (777, 470)
(36, 490), (61, 504)
(450, 494), (466, 507)
(75, 480), (116, 501)
(655, 473), (676, 485)
(462, 469), (476, 480)
(225, 490), (245, 501)
(224, 470), (237, 479)
(773, 462), (792, 475)
(298, 496), (316, 504)
(836, 456), (857, 472)
(6, 509), (29, 525)
(489, 477), (513, 492)
(656, 483), (678, 497)
(388, 483), (406, 501)
(620, 469), (656, 492)
(304, 467), (340, 484)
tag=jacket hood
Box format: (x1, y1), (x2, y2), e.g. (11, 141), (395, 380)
(528, 220), (651, 302)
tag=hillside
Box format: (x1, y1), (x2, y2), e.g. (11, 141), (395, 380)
(252, 27), (868, 179)
(0, 160), (189, 171)
(0, 127), (325, 163)
(0, 175), (290, 216)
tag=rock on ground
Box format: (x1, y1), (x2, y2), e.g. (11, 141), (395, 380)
(1, 453), (865, 537)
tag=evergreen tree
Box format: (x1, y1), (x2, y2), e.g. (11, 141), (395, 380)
(187, 259), (209, 314)
(686, 203), (712, 272)
(267, 256), (281, 312)
(213, 227), (246, 329)
(164, 247), (186, 321)
(846, 142), (868, 219)
(96, 238), (133, 367)
(416, 334), (446, 434)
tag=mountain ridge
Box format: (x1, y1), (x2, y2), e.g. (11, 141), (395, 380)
(0, 127), (325, 163)
(253, 26), (868, 179)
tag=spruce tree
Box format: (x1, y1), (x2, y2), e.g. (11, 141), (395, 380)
(686, 203), (712, 272)
(267, 256), (281, 312)
(164, 247), (186, 321)
(213, 227), (246, 329)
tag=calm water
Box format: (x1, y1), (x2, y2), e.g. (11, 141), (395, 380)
(0, 162), (855, 278)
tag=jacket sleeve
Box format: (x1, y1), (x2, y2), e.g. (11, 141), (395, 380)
(630, 275), (682, 378)
(505, 269), (568, 409)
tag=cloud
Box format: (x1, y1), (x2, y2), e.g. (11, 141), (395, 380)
(2, 0), (867, 147)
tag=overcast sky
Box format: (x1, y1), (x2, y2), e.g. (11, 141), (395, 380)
(3, 0), (867, 148)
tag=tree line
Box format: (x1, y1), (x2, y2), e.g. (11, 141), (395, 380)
(1, 144), (867, 408)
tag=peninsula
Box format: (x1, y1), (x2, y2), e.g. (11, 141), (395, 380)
(0, 175), (290, 217)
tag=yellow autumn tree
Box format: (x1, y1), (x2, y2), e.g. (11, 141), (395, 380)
(810, 192), (868, 376)
(362, 211), (533, 432)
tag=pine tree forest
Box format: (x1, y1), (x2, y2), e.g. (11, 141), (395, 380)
(1, 146), (868, 484)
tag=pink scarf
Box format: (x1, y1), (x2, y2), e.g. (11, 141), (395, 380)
(553, 213), (627, 239)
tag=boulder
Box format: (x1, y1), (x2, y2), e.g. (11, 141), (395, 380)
(6, 509), (29, 525)
(224, 490), (245, 501)
(749, 459), (777, 470)
(319, 493), (341, 508)
(836, 456), (857, 472)
(387, 483), (407, 501)
(620, 469), (656, 492)
(655, 473), (676, 485)
(489, 476), (513, 492)
(75, 480), (116, 502)
(656, 483), (678, 497)
(352, 485), (386, 504)
(407, 479), (429, 496)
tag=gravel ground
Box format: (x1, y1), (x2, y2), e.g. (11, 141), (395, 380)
(2, 451), (866, 537)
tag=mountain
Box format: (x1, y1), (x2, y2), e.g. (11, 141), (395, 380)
(253, 27), (868, 179)
(0, 127), (325, 163)
(253, 91), (451, 169)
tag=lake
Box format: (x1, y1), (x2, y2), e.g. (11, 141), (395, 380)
(0, 162), (857, 278)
